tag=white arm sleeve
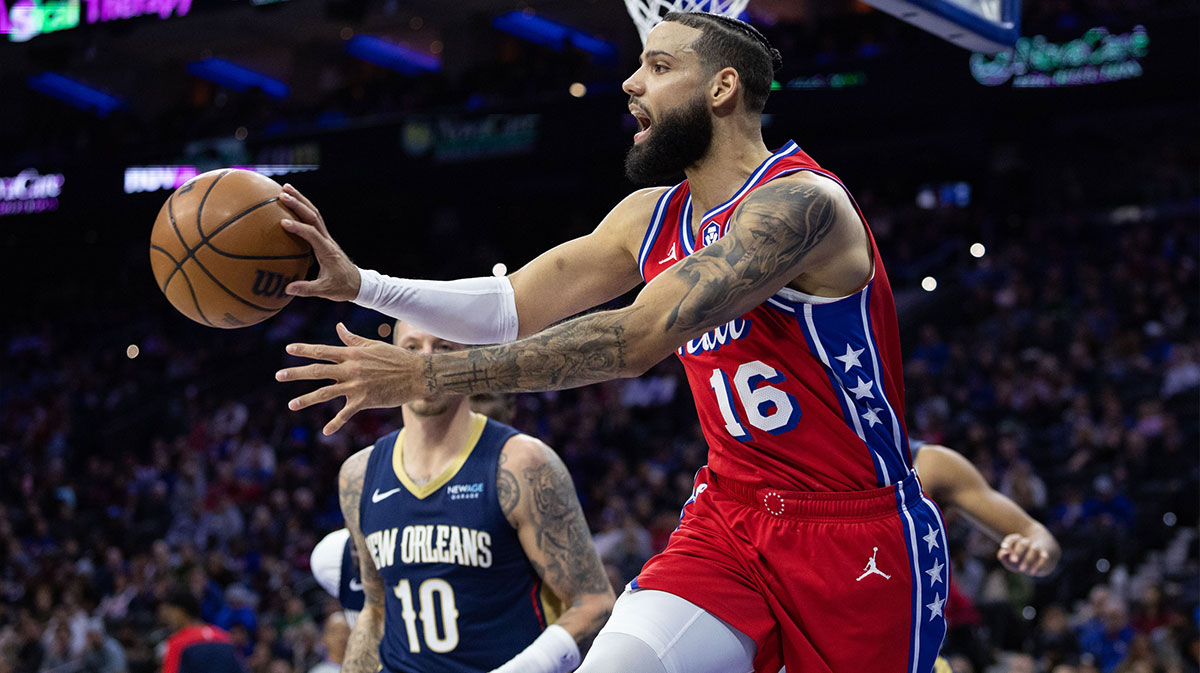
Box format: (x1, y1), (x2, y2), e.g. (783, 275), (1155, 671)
(489, 624), (581, 673)
(353, 268), (519, 344)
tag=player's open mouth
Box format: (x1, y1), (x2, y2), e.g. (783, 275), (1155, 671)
(630, 105), (652, 143)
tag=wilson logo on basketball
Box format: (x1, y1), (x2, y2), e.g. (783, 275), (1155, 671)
(251, 270), (298, 299)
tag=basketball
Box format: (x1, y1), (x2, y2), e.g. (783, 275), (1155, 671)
(149, 169), (312, 328)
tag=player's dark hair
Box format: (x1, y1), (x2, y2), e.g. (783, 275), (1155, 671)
(662, 11), (782, 113)
(163, 584), (202, 620)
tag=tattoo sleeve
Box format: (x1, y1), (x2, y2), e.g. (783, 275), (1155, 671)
(513, 444), (613, 642)
(423, 178), (840, 397)
(339, 449), (386, 673)
(664, 179), (837, 333)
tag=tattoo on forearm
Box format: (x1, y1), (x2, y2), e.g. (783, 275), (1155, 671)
(343, 613), (383, 673)
(426, 306), (641, 396)
(665, 180), (837, 332)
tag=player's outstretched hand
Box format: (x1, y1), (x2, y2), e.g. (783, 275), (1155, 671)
(276, 323), (422, 435)
(278, 184), (361, 302)
(996, 531), (1061, 577)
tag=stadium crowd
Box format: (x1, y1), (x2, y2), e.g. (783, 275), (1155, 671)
(1, 144), (1195, 673)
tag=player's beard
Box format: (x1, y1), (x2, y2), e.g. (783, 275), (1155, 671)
(624, 92), (713, 185)
(408, 398), (451, 417)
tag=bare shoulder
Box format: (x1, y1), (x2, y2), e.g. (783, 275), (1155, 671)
(338, 445), (375, 525)
(339, 444), (375, 484)
(598, 187), (673, 242)
(499, 433), (558, 470)
(741, 170), (855, 217)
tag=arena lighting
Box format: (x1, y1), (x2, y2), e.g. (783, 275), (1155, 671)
(123, 164), (317, 194)
(345, 35), (441, 75)
(187, 58), (289, 99)
(27, 71), (122, 116)
(492, 11), (618, 64)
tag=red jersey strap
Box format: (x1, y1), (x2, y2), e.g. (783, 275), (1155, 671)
(162, 624), (232, 673)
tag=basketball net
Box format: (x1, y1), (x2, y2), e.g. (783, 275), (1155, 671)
(623, 0), (751, 45)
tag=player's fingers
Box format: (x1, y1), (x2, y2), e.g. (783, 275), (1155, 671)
(285, 342), (348, 363)
(284, 279), (320, 297)
(281, 219), (336, 256)
(275, 362), (341, 383)
(287, 383), (348, 411)
(1028, 548), (1051, 576)
(336, 322), (371, 347)
(279, 191), (321, 226)
(282, 183), (317, 211)
(282, 185), (332, 237)
(323, 401), (360, 436)
(1008, 536), (1032, 567)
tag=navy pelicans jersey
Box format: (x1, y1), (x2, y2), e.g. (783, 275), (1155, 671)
(637, 140), (912, 491)
(358, 414), (558, 673)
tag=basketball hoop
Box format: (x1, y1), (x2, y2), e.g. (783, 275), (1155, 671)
(623, 0), (752, 45)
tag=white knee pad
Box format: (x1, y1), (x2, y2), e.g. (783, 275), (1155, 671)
(579, 590), (756, 673)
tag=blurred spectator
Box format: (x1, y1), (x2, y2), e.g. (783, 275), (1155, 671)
(159, 585), (243, 673)
(306, 613), (349, 673)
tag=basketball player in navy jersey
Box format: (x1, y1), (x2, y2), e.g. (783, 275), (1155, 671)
(337, 322), (614, 673)
(277, 11), (952, 673)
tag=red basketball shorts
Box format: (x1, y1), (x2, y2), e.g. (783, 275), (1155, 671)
(633, 467), (949, 673)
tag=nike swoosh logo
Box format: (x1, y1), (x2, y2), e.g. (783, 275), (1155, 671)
(348, 579), (363, 592)
(371, 487), (402, 503)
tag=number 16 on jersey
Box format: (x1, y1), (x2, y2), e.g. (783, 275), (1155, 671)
(708, 360), (801, 441)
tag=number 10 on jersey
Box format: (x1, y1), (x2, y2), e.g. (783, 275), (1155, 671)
(395, 578), (459, 653)
(708, 360), (801, 440)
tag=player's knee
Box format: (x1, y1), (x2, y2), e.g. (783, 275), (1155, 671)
(577, 632), (668, 673)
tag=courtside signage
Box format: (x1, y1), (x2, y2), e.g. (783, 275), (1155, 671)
(970, 26), (1149, 88)
(1, 0), (192, 42)
(0, 168), (63, 216)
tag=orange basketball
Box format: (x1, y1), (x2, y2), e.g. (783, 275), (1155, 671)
(149, 169), (312, 328)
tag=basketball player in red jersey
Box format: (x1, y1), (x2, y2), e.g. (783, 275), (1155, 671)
(276, 12), (948, 673)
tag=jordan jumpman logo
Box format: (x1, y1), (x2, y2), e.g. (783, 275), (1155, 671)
(856, 547), (891, 581)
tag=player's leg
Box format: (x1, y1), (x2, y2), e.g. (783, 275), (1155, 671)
(575, 589), (757, 673)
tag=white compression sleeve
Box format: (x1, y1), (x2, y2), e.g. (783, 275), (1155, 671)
(353, 268), (519, 344)
(489, 624), (581, 673)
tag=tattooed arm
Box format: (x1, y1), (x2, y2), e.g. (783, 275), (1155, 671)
(339, 446), (387, 673)
(498, 436), (615, 650)
(279, 173), (868, 434)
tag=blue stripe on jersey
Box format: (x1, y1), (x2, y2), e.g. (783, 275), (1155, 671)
(893, 475), (949, 673)
(681, 141), (801, 255)
(637, 183), (683, 279)
(859, 284), (910, 470)
(789, 297), (888, 487)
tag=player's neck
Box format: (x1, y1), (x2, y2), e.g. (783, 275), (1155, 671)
(399, 402), (476, 481)
(684, 126), (771, 218)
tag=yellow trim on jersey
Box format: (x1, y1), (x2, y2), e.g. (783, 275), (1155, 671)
(934, 656), (952, 673)
(392, 413), (488, 500)
(539, 582), (565, 626)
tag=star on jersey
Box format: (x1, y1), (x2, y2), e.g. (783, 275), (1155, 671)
(926, 558), (944, 586)
(923, 524), (941, 554)
(849, 377), (875, 400)
(926, 593), (945, 621)
(861, 407), (884, 428)
(834, 344), (865, 372)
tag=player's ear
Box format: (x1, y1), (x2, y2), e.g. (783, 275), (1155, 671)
(709, 67), (740, 114)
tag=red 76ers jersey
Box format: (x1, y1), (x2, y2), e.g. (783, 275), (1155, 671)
(639, 141), (911, 491)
